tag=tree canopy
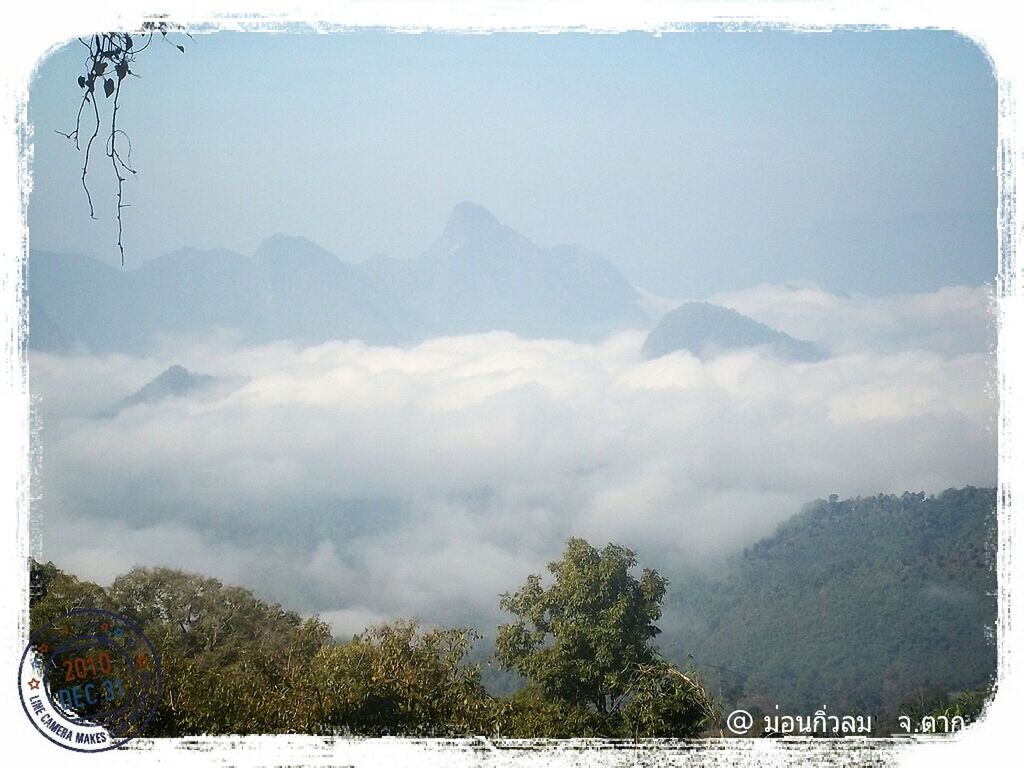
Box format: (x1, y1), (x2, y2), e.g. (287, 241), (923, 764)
(496, 538), (715, 736)
(29, 539), (717, 739)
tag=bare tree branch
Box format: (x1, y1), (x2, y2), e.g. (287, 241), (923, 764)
(58, 25), (187, 265)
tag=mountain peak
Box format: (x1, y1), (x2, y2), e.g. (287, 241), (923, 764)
(97, 365), (216, 418)
(642, 302), (827, 361)
(442, 202), (507, 246)
(158, 364), (191, 384)
(253, 234), (340, 271)
(258, 233), (321, 249)
(447, 201), (498, 225)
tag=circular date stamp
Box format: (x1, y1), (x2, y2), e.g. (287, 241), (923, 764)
(18, 608), (162, 751)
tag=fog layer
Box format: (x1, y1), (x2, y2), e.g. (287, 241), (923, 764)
(31, 284), (995, 634)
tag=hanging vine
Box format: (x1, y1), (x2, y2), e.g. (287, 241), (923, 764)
(58, 21), (188, 265)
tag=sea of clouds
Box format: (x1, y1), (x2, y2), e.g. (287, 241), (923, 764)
(29, 284), (996, 635)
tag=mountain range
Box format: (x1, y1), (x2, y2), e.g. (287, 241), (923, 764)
(28, 203), (645, 354)
(28, 202), (826, 362)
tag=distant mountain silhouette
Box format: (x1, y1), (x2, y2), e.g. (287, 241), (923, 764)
(642, 302), (826, 361)
(27, 301), (71, 353)
(363, 202), (647, 341)
(249, 234), (408, 344)
(29, 203), (646, 354)
(97, 365), (216, 418)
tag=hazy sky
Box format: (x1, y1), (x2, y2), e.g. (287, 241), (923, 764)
(28, 28), (996, 297)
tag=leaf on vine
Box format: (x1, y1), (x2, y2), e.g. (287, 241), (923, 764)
(116, 62), (128, 81)
(125, 35), (133, 50)
(93, 60), (107, 75)
(176, 44), (185, 53)
(77, 76), (86, 89)
(104, 78), (115, 98)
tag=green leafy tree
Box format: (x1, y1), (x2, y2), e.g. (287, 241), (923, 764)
(29, 559), (112, 631)
(496, 537), (712, 736)
(490, 684), (607, 738)
(107, 566), (330, 735)
(310, 620), (491, 736)
(622, 662), (717, 738)
(497, 538), (667, 714)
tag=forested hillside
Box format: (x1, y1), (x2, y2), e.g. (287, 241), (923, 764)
(663, 487), (997, 716)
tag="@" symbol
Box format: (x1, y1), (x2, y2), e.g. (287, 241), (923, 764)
(726, 709), (754, 735)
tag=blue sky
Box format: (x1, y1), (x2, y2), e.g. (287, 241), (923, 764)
(28, 28), (996, 296)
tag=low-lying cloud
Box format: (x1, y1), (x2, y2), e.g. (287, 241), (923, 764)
(30, 284), (996, 636)
(712, 282), (995, 358)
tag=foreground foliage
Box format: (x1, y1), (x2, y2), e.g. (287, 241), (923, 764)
(497, 538), (714, 737)
(28, 538), (715, 738)
(30, 487), (995, 738)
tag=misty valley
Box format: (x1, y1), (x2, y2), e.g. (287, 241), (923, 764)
(26, 204), (997, 737)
